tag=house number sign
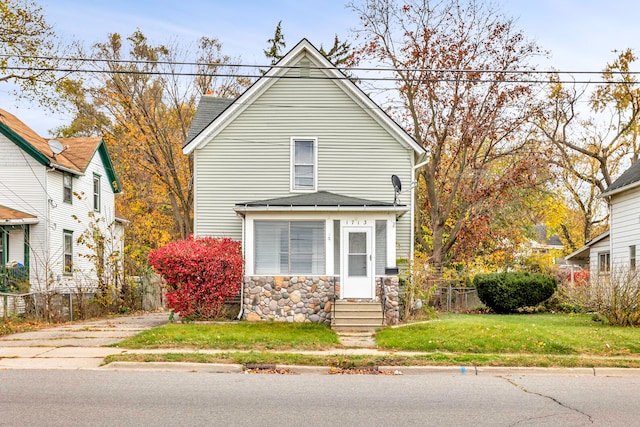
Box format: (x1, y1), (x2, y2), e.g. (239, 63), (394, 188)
(347, 219), (368, 226)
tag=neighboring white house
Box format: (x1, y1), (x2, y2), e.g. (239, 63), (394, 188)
(566, 160), (640, 276)
(600, 160), (640, 272)
(0, 109), (122, 292)
(184, 39), (426, 325)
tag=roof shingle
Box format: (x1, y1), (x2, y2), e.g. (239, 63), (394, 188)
(0, 109), (102, 174)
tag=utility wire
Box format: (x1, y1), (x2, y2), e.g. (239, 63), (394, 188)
(2, 53), (639, 76)
(1, 65), (632, 85)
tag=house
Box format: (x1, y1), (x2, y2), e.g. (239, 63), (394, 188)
(566, 160), (640, 276)
(0, 109), (122, 292)
(599, 160), (640, 272)
(183, 39), (425, 327)
(565, 231), (609, 274)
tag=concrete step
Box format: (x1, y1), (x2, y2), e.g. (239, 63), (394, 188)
(332, 325), (381, 333)
(331, 301), (383, 333)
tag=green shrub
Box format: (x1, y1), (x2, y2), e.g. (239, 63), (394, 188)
(473, 272), (557, 314)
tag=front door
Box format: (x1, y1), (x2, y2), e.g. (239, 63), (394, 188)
(341, 226), (374, 299)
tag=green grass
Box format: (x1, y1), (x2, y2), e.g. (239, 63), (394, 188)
(114, 321), (341, 350)
(107, 313), (640, 368)
(376, 313), (640, 356)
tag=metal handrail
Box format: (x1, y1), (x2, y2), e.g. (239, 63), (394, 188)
(380, 277), (387, 324)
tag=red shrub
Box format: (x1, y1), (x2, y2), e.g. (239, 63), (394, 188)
(148, 236), (243, 319)
(567, 270), (590, 287)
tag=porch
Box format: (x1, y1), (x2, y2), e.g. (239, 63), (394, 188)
(241, 275), (400, 331)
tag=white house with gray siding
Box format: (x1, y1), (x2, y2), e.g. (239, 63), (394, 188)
(184, 39), (425, 327)
(566, 160), (640, 277)
(599, 161), (640, 273)
(0, 109), (122, 293)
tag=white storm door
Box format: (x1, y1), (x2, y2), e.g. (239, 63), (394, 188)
(341, 226), (373, 299)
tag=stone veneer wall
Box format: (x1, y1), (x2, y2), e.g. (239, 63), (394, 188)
(243, 276), (338, 325)
(243, 275), (401, 325)
(379, 276), (400, 325)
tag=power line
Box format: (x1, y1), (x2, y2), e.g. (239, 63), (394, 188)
(1, 65), (634, 85)
(2, 53), (639, 76)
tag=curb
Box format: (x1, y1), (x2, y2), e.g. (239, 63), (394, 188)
(101, 361), (244, 373)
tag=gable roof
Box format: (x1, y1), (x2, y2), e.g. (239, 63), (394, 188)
(183, 38), (425, 155)
(0, 205), (39, 225)
(234, 191), (407, 214)
(600, 160), (640, 198)
(0, 109), (121, 193)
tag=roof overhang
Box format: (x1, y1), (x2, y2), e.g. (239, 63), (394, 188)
(565, 231), (610, 261)
(234, 204), (408, 214)
(0, 218), (39, 225)
(600, 180), (640, 198)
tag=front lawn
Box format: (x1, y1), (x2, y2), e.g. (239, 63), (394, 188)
(115, 321), (341, 350)
(376, 313), (640, 356)
(106, 313), (640, 368)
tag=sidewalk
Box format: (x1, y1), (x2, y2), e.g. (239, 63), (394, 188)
(1, 312), (640, 376)
(0, 311), (170, 369)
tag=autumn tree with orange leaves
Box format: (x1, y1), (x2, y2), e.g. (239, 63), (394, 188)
(57, 31), (249, 271)
(349, 0), (549, 274)
(539, 49), (640, 248)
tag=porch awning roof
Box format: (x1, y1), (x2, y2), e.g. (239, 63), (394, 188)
(0, 205), (39, 225)
(234, 191), (408, 214)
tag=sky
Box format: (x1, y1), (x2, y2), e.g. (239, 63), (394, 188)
(4, 0), (640, 136)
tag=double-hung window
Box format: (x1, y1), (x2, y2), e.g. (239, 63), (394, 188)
(255, 221), (325, 275)
(63, 173), (73, 204)
(93, 174), (101, 212)
(63, 230), (73, 275)
(291, 138), (317, 191)
(598, 251), (610, 274)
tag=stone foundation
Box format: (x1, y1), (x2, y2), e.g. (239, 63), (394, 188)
(242, 275), (401, 325)
(243, 276), (338, 324)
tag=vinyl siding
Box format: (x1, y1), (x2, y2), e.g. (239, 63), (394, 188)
(0, 132), (118, 289)
(194, 55), (415, 258)
(589, 235), (611, 276)
(0, 132), (48, 286)
(610, 188), (640, 270)
(48, 152), (117, 287)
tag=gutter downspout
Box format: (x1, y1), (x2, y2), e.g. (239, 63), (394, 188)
(236, 214), (245, 320)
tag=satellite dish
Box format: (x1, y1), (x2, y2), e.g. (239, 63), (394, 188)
(391, 175), (402, 204)
(48, 139), (64, 155)
(391, 175), (402, 193)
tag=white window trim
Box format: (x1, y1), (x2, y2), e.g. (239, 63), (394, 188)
(63, 172), (73, 204)
(63, 230), (73, 276)
(290, 137), (318, 193)
(93, 173), (101, 212)
(598, 251), (610, 274)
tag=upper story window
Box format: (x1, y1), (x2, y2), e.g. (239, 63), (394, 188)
(63, 173), (73, 204)
(93, 173), (101, 212)
(291, 137), (317, 192)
